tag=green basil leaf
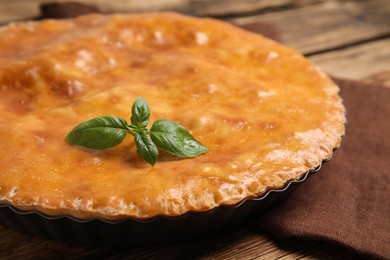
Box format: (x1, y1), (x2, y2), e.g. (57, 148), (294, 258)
(130, 97), (150, 129)
(150, 119), (208, 158)
(66, 116), (128, 149)
(134, 133), (158, 165)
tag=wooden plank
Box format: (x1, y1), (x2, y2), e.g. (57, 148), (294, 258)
(198, 231), (357, 259)
(230, 0), (390, 55)
(0, 226), (113, 259)
(310, 38), (390, 86)
(0, 2), (41, 24)
(360, 71), (390, 88)
(0, 224), (358, 259)
(0, 0), (326, 24)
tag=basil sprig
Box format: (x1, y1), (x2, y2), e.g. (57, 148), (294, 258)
(66, 97), (208, 165)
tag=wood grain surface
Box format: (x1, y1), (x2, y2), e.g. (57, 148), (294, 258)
(0, 0), (327, 23)
(231, 0), (390, 55)
(0, 0), (389, 259)
(310, 38), (390, 86)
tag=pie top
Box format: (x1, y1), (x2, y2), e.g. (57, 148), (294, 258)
(0, 13), (345, 220)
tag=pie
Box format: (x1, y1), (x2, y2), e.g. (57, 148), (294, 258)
(0, 13), (345, 220)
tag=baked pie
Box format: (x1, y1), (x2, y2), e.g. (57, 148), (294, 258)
(0, 13), (345, 221)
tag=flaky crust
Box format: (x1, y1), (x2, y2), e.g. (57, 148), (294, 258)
(0, 13), (345, 220)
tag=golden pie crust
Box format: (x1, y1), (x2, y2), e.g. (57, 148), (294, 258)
(0, 13), (345, 220)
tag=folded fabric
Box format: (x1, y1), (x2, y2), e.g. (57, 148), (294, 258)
(253, 79), (390, 259)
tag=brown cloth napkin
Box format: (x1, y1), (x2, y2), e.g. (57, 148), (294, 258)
(34, 4), (390, 258)
(254, 79), (390, 259)
(38, 2), (101, 19)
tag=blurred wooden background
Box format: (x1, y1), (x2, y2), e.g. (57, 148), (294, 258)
(0, 0), (338, 22)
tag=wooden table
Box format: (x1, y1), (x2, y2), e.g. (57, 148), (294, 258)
(0, 0), (389, 258)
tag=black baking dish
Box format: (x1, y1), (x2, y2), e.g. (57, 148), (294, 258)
(0, 158), (329, 246)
